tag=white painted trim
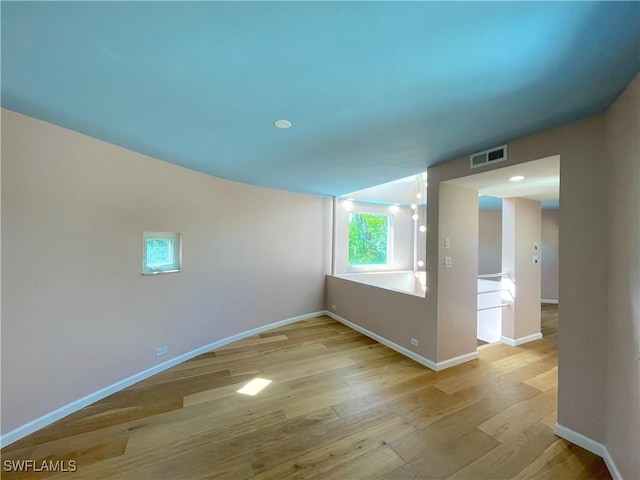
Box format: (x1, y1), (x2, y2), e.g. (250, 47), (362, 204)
(326, 311), (437, 371)
(436, 351), (479, 370)
(603, 450), (624, 480)
(500, 332), (543, 346)
(553, 423), (622, 479)
(500, 336), (517, 346)
(553, 423), (607, 456)
(541, 299), (559, 304)
(0, 311), (324, 448)
(326, 311), (478, 372)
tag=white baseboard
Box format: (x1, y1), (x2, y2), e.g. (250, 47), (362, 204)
(436, 351), (480, 370)
(325, 311), (437, 370)
(541, 299), (559, 304)
(325, 312), (478, 372)
(0, 311), (324, 448)
(553, 423), (622, 479)
(501, 332), (543, 346)
(602, 450), (624, 480)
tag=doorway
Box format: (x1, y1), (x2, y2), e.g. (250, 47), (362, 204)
(445, 155), (560, 348)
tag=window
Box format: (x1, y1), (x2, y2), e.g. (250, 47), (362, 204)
(142, 232), (181, 274)
(348, 213), (391, 266)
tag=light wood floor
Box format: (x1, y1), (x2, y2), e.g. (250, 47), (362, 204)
(1, 305), (611, 479)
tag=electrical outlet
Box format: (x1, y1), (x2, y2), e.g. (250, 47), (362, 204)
(156, 346), (168, 356)
(444, 256), (452, 269)
(332, 304), (337, 310)
(411, 338), (419, 347)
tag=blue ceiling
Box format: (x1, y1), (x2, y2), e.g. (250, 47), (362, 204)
(2, 2), (639, 196)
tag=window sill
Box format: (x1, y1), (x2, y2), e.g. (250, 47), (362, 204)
(141, 269), (181, 276)
(346, 266), (394, 273)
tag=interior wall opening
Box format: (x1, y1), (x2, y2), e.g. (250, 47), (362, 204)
(332, 172), (428, 297)
(445, 155), (560, 348)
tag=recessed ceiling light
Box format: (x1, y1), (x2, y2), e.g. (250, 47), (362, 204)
(509, 175), (525, 182)
(274, 119), (292, 129)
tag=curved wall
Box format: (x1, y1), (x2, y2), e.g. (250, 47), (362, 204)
(1, 109), (331, 437)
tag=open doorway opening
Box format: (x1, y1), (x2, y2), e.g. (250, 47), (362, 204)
(477, 195), (504, 345)
(446, 155), (560, 348)
(332, 172), (428, 297)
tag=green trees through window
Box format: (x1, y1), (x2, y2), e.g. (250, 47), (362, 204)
(348, 213), (390, 266)
(142, 232), (181, 274)
(146, 238), (174, 267)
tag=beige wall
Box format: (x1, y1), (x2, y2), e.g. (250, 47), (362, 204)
(436, 183), (479, 361)
(502, 198), (541, 341)
(519, 117), (609, 444)
(480, 208), (559, 302)
(604, 75), (639, 480)
(478, 209), (502, 275)
(1, 109), (331, 435)
(426, 114), (609, 443)
(541, 209), (559, 302)
(326, 276), (432, 358)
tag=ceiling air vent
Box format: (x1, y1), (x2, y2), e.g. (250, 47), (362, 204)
(470, 144), (507, 169)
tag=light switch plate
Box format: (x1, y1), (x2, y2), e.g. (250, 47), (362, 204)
(444, 256), (452, 268)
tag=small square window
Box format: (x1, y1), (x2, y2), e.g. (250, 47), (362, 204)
(142, 232), (181, 275)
